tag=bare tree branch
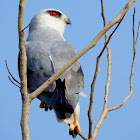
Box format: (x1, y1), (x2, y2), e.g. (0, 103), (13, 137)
(133, 8), (136, 45)
(136, 21), (140, 43)
(18, 0), (27, 96)
(18, 0), (31, 140)
(20, 95), (31, 140)
(29, 0), (135, 101)
(101, 0), (111, 111)
(88, 0), (123, 139)
(89, 5), (139, 140)
(87, 60), (98, 138)
(89, 108), (108, 140)
(88, 18), (123, 139)
(5, 60), (21, 85)
(18, 0), (27, 95)
(108, 8), (139, 112)
(75, 130), (88, 140)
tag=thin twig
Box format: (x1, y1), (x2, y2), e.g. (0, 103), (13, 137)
(101, 0), (106, 28)
(108, 8), (139, 112)
(133, 8), (136, 48)
(89, 1), (122, 139)
(88, 55), (99, 138)
(99, 18), (124, 58)
(90, 20), (124, 140)
(21, 24), (30, 32)
(5, 60), (21, 85)
(88, 15), (124, 139)
(91, 1), (111, 139)
(75, 129), (88, 140)
(89, 108), (108, 140)
(101, 0), (111, 111)
(136, 21), (140, 43)
(8, 76), (20, 88)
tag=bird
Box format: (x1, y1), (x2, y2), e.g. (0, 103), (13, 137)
(18, 9), (84, 138)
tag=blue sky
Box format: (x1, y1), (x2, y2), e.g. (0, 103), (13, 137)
(0, 0), (140, 140)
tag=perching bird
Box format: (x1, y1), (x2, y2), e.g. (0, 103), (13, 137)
(18, 9), (84, 137)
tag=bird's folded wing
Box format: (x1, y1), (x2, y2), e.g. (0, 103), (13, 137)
(50, 41), (84, 95)
(25, 42), (56, 93)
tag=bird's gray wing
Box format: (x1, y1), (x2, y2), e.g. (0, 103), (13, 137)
(50, 41), (84, 108)
(25, 41), (74, 109)
(49, 40), (84, 120)
(26, 41), (56, 93)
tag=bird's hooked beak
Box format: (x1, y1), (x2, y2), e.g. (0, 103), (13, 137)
(64, 17), (72, 25)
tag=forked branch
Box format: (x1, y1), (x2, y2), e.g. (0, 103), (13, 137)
(89, 6), (139, 140)
(108, 8), (140, 112)
(88, 0), (123, 139)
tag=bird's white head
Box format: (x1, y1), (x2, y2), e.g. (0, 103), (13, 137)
(29, 9), (71, 35)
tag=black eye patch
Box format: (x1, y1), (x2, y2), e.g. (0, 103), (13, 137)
(47, 10), (62, 18)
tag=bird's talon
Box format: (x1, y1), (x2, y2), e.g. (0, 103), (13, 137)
(45, 104), (48, 111)
(72, 133), (77, 138)
(39, 102), (53, 111)
(69, 130), (74, 135)
(39, 101), (45, 108)
(69, 118), (81, 138)
(69, 130), (77, 139)
(49, 106), (53, 110)
(46, 105), (53, 110)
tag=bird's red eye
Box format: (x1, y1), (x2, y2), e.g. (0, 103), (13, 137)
(50, 12), (56, 17)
